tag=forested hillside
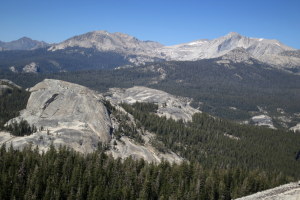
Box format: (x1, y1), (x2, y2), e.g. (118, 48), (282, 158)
(122, 102), (300, 178)
(0, 83), (30, 129)
(1, 57), (300, 129)
(0, 145), (293, 200)
(147, 60), (300, 122)
(0, 47), (130, 72)
(1, 79), (300, 200)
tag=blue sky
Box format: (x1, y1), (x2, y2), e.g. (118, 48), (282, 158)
(1, 0), (299, 48)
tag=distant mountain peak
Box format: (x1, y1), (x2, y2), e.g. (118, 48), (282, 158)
(159, 31), (298, 69)
(93, 30), (109, 34)
(19, 36), (32, 40)
(0, 37), (49, 51)
(226, 32), (242, 37)
(48, 30), (163, 56)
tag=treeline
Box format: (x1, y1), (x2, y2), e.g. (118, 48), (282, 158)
(5, 119), (37, 136)
(0, 145), (292, 200)
(0, 84), (36, 136)
(122, 102), (300, 178)
(113, 110), (144, 144)
(0, 47), (130, 73)
(0, 67), (157, 94)
(0, 86), (30, 129)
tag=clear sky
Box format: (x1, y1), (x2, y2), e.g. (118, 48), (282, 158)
(1, 0), (299, 48)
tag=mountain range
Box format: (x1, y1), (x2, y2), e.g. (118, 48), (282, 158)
(49, 31), (300, 70)
(1, 31), (300, 73)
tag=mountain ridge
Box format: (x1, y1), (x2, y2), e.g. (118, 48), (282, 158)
(47, 30), (300, 69)
(0, 37), (49, 51)
(1, 31), (300, 72)
(49, 30), (163, 54)
(159, 32), (298, 68)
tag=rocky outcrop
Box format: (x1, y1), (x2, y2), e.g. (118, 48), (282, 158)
(4, 79), (112, 153)
(236, 182), (300, 200)
(9, 66), (18, 73)
(251, 115), (276, 129)
(0, 79), (21, 96)
(22, 62), (39, 73)
(1, 79), (183, 163)
(290, 123), (300, 133)
(106, 86), (200, 121)
(0, 79), (21, 89)
(0, 85), (12, 96)
(217, 47), (254, 64)
(108, 134), (182, 164)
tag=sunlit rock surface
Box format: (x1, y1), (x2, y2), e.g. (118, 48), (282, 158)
(4, 79), (112, 153)
(1, 79), (183, 163)
(236, 182), (300, 200)
(107, 86), (200, 121)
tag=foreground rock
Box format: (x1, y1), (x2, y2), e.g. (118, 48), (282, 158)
(236, 182), (300, 200)
(106, 86), (200, 121)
